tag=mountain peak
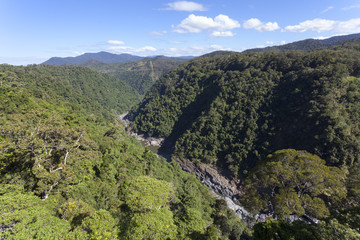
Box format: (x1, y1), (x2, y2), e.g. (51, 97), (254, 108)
(42, 52), (144, 65)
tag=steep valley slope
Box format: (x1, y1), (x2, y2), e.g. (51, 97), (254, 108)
(127, 41), (360, 178)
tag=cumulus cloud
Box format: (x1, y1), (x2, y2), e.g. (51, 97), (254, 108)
(243, 18), (280, 32)
(107, 40), (125, 45)
(174, 14), (240, 37)
(210, 31), (235, 37)
(138, 46), (157, 52)
(336, 18), (360, 34)
(284, 18), (360, 34)
(284, 18), (335, 32)
(166, 1), (206, 11)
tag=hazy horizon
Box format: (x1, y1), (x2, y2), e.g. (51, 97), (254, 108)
(1, 0), (360, 65)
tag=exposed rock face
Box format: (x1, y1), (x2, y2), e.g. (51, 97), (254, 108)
(119, 112), (130, 127)
(173, 157), (261, 225)
(119, 113), (164, 147)
(128, 132), (164, 147)
(174, 157), (242, 199)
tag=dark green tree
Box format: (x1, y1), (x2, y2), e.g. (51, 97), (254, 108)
(242, 149), (347, 220)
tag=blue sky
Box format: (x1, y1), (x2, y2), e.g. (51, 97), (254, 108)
(1, 0), (360, 65)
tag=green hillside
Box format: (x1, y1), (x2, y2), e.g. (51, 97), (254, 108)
(0, 64), (246, 239)
(126, 41), (360, 238)
(83, 57), (185, 95)
(128, 42), (360, 176)
(0, 64), (141, 120)
(245, 33), (360, 52)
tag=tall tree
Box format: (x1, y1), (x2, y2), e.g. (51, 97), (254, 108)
(242, 149), (347, 220)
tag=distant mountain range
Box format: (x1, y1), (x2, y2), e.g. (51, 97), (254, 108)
(43, 33), (360, 66)
(42, 52), (194, 65)
(43, 52), (143, 65)
(41, 33), (360, 97)
(245, 33), (360, 52)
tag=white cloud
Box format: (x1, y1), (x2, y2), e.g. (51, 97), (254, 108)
(109, 44), (234, 57)
(150, 30), (167, 36)
(322, 6), (334, 13)
(342, 4), (360, 10)
(166, 1), (206, 11)
(109, 46), (133, 51)
(284, 18), (360, 34)
(280, 40), (286, 45)
(210, 44), (223, 49)
(243, 18), (280, 32)
(265, 41), (274, 45)
(74, 51), (85, 56)
(107, 40), (125, 45)
(109, 45), (157, 55)
(284, 18), (335, 32)
(174, 14), (240, 35)
(335, 18), (360, 34)
(210, 31), (235, 37)
(214, 14), (241, 30)
(138, 46), (157, 52)
(313, 36), (331, 40)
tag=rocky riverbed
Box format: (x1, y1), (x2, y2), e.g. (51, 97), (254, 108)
(119, 112), (164, 147)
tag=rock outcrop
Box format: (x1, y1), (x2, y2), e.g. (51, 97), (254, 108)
(119, 113), (164, 147)
(174, 157), (242, 199)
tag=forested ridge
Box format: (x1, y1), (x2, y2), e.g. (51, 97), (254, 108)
(0, 64), (246, 239)
(245, 33), (360, 52)
(0, 64), (141, 120)
(128, 41), (360, 174)
(82, 57), (185, 95)
(127, 42), (360, 238)
(1, 40), (360, 239)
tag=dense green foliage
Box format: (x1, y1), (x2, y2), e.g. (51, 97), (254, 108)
(128, 42), (360, 177)
(242, 149), (347, 219)
(127, 42), (360, 238)
(83, 57), (184, 95)
(0, 64), (141, 120)
(2, 37), (360, 239)
(245, 33), (360, 52)
(240, 149), (360, 239)
(0, 64), (245, 239)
